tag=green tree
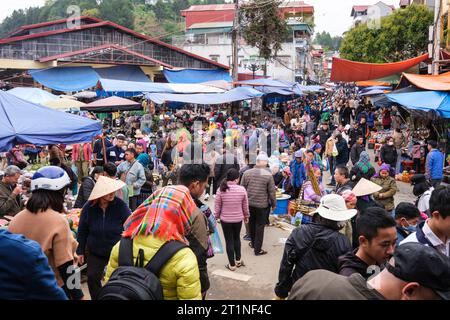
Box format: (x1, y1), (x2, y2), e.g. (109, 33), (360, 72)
(340, 4), (433, 62)
(99, 0), (134, 28)
(133, 4), (164, 37)
(241, 0), (290, 70)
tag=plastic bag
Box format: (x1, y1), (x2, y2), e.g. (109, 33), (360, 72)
(322, 158), (329, 171)
(208, 214), (224, 254)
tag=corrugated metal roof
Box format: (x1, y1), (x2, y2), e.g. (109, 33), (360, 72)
(181, 4), (235, 12)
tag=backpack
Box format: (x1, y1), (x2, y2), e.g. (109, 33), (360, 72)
(97, 238), (187, 300)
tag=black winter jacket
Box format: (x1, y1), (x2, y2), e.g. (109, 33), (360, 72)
(380, 145), (398, 168)
(275, 223), (351, 298)
(338, 249), (370, 279)
(335, 139), (350, 165)
(74, 177), (95, 209)
(76, 197), (131, 258)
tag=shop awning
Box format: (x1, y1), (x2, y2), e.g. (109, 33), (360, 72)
(145, 87), (263, 105)
(331, 54), (429, 82)
(29, 67), (100, 92)
(398, 71), (450, 91)
(0, 91), (101, 151)
(385, 90), (450, 118)
(163, 68), (231, 83)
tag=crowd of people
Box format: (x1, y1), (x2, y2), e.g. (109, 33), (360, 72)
(0, 84), (449, 300)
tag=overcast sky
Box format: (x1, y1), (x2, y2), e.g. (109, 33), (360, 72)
(0, 0), (400, 37)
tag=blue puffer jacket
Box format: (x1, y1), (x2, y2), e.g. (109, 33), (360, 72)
(426, 149), (444, 180)
(290, 160), (306, 188)
(76, 197), (131, 258)
(0, 230), (67, 300)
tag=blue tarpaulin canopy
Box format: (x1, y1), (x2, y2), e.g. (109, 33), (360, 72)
(145, 87), (263, 105)
(360, 89), (388, 96)
(163, 68), (231, 83)
(385, 90), (450, 118)
(372, 86), (418, 108)
(29, 67), (100, 92)
(98, 79), (225, 97)
(237, 78), (292, 87)
(360, 85), (391, 92)
(96, 65), (150, 82)
(29, 66), (151, 93)
(7, 87), (59, 104)
(0, 91), (102, 151)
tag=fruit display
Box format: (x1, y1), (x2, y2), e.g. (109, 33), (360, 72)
(65, 208), (81, 238)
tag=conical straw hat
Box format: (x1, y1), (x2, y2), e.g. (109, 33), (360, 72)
(352, 178), (382, 197)
(88, 175), (126, 201)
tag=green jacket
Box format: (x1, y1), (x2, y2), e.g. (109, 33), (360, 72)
(370, 176), (398, 211)
(0, 181), (22, 218)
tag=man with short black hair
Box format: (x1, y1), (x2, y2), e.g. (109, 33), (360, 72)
(425, 140), (444, 188)
(106, 134), (127, 165)
(338, 207), (397, 279)
(350, 136), (365, 165)
(290, 242), (450, 300)
(178, 164), (211, 300)
(0, 165), (24, 218)
(334, 165), (354, 195)
(401, 186), (450, 257)
(394, 202), (421, 245)
(117, 148), (146, 211)
(93, 128), (112, 167)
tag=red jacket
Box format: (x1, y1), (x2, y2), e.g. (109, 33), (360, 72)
(72, 143), (93, 162)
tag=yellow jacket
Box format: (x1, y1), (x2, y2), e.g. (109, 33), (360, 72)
(105, 235), (202, 300)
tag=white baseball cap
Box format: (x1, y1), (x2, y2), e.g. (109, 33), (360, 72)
(312, 194), (358, 222)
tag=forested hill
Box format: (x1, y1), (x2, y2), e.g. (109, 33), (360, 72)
(0, 0), (227, 42)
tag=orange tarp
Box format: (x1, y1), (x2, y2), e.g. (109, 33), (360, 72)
(399, 71), (450, 91)
(330, 54), (429, 82)
(355, 81), (391, 87)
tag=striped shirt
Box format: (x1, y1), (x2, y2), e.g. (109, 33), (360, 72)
(214, 183), (249, 223)
(240, 167), (277, 209)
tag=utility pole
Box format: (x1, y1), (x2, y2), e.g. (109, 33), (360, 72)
(232, 0), (239, 82)
(432, 0), (442, 75)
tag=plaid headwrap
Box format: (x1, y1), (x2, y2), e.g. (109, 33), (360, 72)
(356, 151), (373, 174)
(122, 185), (196, 244)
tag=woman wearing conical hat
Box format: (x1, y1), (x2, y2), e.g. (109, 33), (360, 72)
(76, 176), (131, 300)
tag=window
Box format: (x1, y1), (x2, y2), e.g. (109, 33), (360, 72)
(209, 55), (220, 62)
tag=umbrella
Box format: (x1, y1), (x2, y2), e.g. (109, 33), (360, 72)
(82, 96), (141, 112)
(42, 98), (86, 110)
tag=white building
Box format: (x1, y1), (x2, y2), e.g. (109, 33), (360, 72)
(173, 2), (316, 83)
(351, 1), (395, 26)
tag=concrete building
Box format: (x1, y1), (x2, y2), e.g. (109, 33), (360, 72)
(351, 2), (395, 26)
(173, 1), (316, 83)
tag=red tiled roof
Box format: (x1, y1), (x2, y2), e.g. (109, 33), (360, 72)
(38, 44), (175, 69)
(0, 19), (229, 70)
(352, 5), (369, 12)
(352, 2), (395, 12)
